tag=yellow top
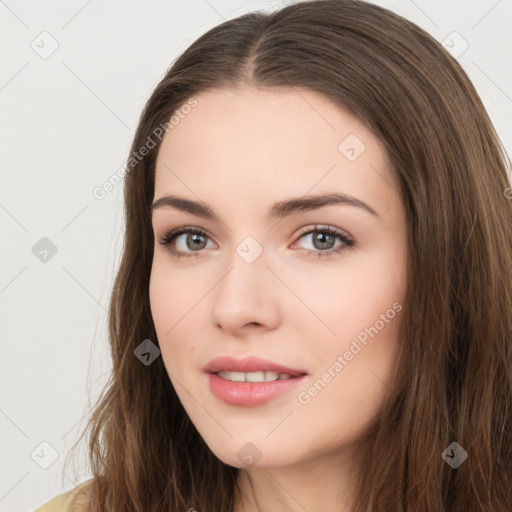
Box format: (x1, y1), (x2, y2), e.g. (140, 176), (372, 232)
(35, 480), (93, 512)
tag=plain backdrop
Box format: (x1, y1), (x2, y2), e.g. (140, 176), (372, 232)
(1, 0), (511, 510)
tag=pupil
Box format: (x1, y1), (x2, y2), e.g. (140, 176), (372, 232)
(314, 232), (334, 250)
(188, 233), (206, 250)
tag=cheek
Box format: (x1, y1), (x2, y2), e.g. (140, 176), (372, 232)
(295, 247), (405, 382)
(325, 261), (403, 392)
(149, 254), (199, 328)
(149, 261), (181, 356)
(293, 251), (404, 337)
(149, 262), (175, 333)
(148, 258), (207, 373)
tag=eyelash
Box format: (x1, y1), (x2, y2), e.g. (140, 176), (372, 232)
(157, 224), (355, 260)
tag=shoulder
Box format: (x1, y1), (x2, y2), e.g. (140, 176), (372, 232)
(34, 480), (93, 512)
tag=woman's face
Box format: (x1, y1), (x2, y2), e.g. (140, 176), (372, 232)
(149, 86), (407, 471)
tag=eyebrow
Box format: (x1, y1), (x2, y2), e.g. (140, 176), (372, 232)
(149, 192), (380, 221)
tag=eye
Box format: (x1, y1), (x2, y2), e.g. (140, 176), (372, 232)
(157, 224), (355, 260)
(157, 226), (215, 259)
(292, 224), (355, 258)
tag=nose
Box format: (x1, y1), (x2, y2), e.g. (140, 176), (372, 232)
(209, 245), (281, 335)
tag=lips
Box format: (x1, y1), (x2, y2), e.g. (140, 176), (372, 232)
(203, 355), (308, 377)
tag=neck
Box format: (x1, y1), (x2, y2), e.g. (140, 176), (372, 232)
(231, 443), (363, 512)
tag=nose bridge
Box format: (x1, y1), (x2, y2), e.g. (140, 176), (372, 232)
(209, 232), (280, 330)
(234, 234), (265, 266)
(220, 233), (268, 300)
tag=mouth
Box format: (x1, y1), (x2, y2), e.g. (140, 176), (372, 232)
(204, 356), (309, 407)
(204, 355), (309, 406)
(207, 371), (308, 407)
(213, 370), (306, 383)
(203, 355), (309, 377)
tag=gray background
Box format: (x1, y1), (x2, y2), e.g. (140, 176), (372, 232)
(1, 0), (511, 510)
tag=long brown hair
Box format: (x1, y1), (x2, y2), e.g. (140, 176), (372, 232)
(64, 0), (512, 510)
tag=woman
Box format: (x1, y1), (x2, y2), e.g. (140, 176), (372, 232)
(36, 0), (512, 510)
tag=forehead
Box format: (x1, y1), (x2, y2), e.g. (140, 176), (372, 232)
(154, 86), (399, 221)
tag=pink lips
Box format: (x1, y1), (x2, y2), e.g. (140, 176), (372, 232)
(203, 355), (308, 376)
(204, 355), (309, 407)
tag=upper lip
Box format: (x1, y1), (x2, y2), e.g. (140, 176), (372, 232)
(204, 356), (308, 376)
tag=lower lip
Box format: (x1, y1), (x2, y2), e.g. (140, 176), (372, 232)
(208, 372), (307, 407)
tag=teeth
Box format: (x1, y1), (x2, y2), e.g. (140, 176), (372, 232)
(216, 371), (294, 382)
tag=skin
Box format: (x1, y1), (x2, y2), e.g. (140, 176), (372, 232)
(149, 86), (408, 512)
